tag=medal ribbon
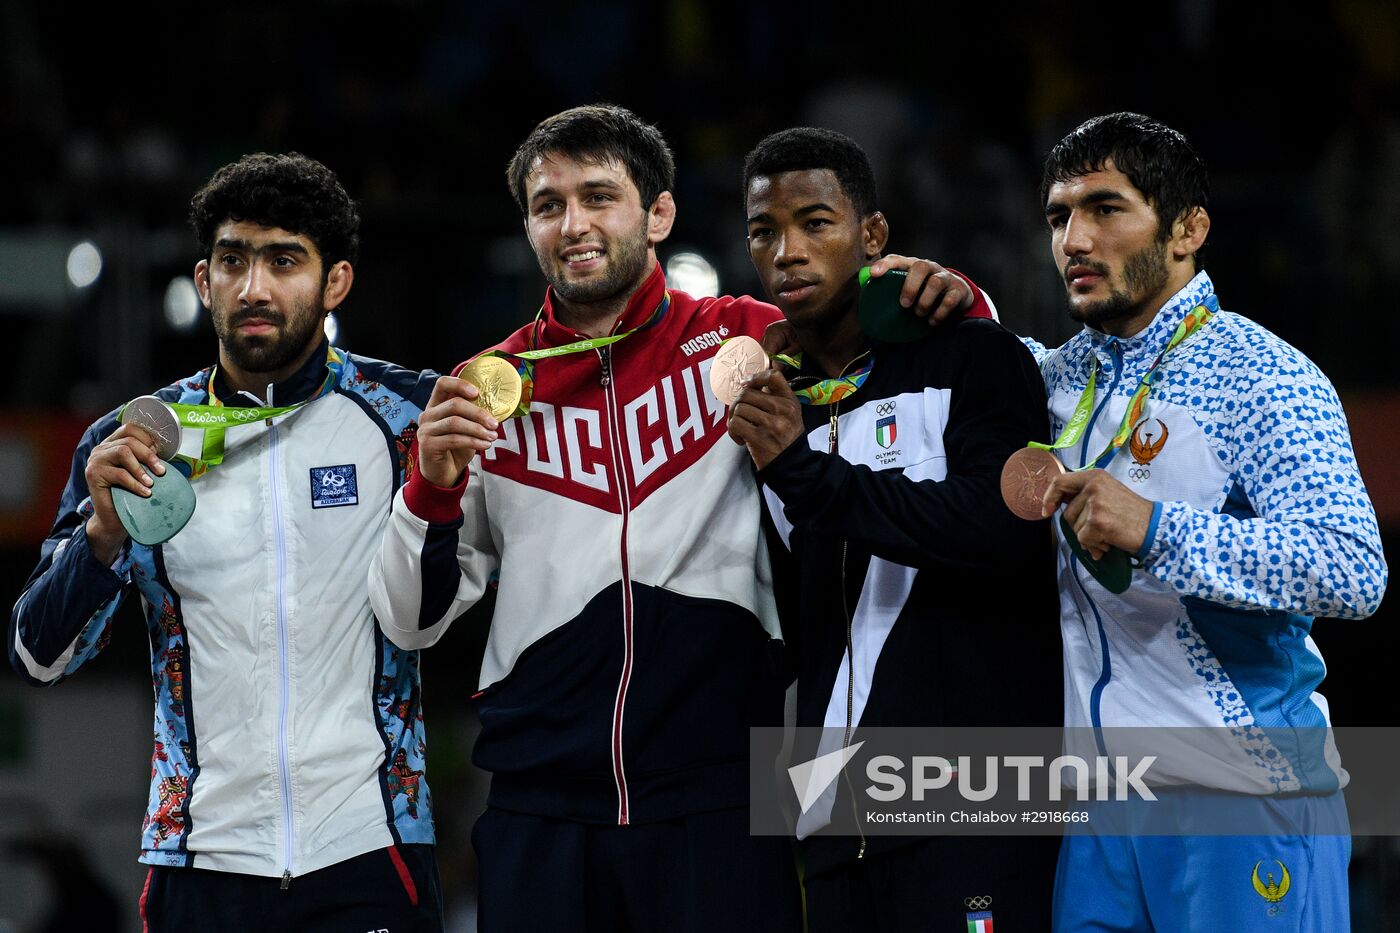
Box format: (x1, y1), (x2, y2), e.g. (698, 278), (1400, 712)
(1028, 300), (1215, 469)
(461, 291), (673, 418)
(145, 346), (346, 478)
(785, 353), (874, 406)
(712, 339), (874, 407)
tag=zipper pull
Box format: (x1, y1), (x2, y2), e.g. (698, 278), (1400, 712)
(599, 347), (612, 388)
(828, 411), (839, 453)
(280, 870), (292, 890)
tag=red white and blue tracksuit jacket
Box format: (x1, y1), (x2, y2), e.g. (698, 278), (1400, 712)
(370, 263), (790, 825)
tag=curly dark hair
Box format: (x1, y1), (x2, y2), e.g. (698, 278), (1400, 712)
(505, 104), (675, 214)
(188, 152), (360, 270)
(742, 127), (878, 218)
(1041, 113), (1208, 269)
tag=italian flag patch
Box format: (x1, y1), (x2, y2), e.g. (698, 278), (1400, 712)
(966, 911), (993, 932)
(875, 415), (897, 449)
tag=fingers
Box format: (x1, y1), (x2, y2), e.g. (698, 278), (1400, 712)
(418, 414), (499, 450)
(903, 265), (958, 318)
(760, 320), (801, 358)
(96, 447), (160, 497)
(923, 273), (971, 324)
(1061, 495), (1108, 560)
(726, 409), (759, 446)
(110, 423), (167, 476)
(867, 255), (950, 310)
(1041, 470), (1090, 518)
(422, 394), (498, 434)
(868, 256), (972, 323)
(417, 387), (501, 487)
(742, 367), (798, 400)
(86, 428), (168, 503)
(1044, 470), (1152, 559)
(867, 253), (913, 278)
(1044, 471), (1107, 557)
(730, 377), (802, 437)
(428, 375), (481, 409)
(899, 261), (940, 311)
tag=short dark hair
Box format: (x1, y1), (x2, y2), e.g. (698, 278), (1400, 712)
(1041, 112), (1208, 250)
(189, 152), (360, 268)
(505, 104), (676, 214)
(742, 127), (878, 217)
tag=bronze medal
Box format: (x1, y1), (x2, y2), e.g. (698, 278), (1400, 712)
(999, 446), (1065, 521)
(709, 336), (770, 406)
(460, 356), (523, 421)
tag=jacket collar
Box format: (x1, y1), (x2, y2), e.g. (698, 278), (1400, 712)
(211, 338), (335, 407)
(536, 261), (667, 348)
(1083, 270), (1216, 367)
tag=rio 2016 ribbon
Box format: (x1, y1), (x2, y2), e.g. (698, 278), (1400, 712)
(1001, 298), (1217, 593)
(456, 291), (672, 420)
(786, 353), (874, 406)
(1030, 299), (1215, 470)
(712, 337), (874, 408)
(112, 346), (347, 544)
(122, 346), (347, 479)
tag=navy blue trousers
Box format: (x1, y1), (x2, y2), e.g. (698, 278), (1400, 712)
(472, 805), (803, 932)
(140, 844), (442, 933)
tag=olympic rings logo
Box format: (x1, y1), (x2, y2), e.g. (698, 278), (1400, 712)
(876, 401), (897, 415)
(1128, 467), (1151, 483)
(965, 895), (993, 910)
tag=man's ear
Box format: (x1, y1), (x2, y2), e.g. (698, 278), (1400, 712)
(194, 259), (212, 310)
(1173, 206), (1210, 262)
(647, 191), (677, 246)
(862, 211), (890, 259)
(322, 260), (354, 312)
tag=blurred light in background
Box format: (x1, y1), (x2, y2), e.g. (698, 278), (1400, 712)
(665, 251), (719, 298)
(324, 312), (340, 344)
(163, 276), (201, 330)
(65, 241), (102, 289)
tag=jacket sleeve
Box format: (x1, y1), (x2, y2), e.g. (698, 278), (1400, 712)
(758, 321), (1051, 571)
(9, 416), (136, 685)
(369, 455), (500, 650)
(1140, 354), (1388, 618)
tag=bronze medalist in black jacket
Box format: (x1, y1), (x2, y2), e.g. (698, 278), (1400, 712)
(759, 316), (1063, 876)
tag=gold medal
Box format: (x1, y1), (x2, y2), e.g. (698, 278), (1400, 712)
(460, 355), (523, 421)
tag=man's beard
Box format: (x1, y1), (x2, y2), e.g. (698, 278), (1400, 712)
(546, 219), (650, 305)
(211, 296), (326, 375)
(1066, 237), (1169, 329)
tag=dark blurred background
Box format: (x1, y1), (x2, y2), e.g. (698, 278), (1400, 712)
(1, 1), (1397, 930)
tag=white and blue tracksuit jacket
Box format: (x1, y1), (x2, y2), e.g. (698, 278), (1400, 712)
(1037, 271), (1387, 795)
(9, 344), (438, 878)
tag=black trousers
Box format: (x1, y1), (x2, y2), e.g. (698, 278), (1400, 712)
(140, 844), (443, 933)
(472, 805), (803, 932)
(803, 836), (1061, 933)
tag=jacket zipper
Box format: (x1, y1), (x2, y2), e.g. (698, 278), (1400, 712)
(1076, 341), (1124, 740)
(599, 346), (635, 824)
(266, 393), (296, 889)
(828, 355), (868, 860)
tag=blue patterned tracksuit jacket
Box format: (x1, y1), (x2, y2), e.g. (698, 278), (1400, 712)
(1036, 272), (1386, 795)
(9, 343), (438, 878)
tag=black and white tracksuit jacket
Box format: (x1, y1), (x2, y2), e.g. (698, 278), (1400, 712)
(760, 317), (1064, 876)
